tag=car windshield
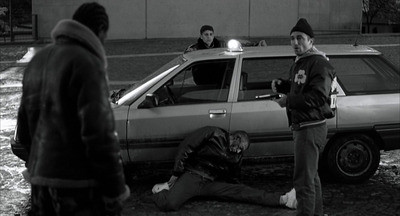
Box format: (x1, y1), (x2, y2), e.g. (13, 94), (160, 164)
(116, 55), (185, 105)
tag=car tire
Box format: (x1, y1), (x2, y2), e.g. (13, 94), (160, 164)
(323, 134), (380, 184)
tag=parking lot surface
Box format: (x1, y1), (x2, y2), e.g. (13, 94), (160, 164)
(121, 157), (400, 216)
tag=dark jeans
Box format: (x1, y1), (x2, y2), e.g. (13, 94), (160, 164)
(29, 185), (121, 216)
(293, 123), (327, 216)
(152, 172), (281, 211)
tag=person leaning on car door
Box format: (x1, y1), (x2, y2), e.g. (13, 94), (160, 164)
(271, 18), (336, 216)
(184, 25), (224, 53)
(16, 2), (130, 216)
(184, 24), (267, 54)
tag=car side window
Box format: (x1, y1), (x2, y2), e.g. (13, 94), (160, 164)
(153, 59), (236, 106)
(238, 57), (293, 101)
(329, 56), (400, 94)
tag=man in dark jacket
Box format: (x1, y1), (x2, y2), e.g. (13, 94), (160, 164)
(272, 18), (336, 216)
(16, 2), (129, 215)
(151, 126), (297, 211)
(184, 25), (225, 85)
(184, 25), (224, 53)
(184, 25), (267, 53)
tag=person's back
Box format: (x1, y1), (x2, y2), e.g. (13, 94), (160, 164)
(21, 36), (111, 182)
(17, 2), (129, 215)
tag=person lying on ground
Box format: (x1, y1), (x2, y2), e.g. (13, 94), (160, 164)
(151, 126), (297, 211)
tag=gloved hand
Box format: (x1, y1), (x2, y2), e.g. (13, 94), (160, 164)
(257, 40), (267, 46)
(271, 79), (282, 93)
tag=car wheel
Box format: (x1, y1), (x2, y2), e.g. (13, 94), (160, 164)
(324, 134), (380, 184)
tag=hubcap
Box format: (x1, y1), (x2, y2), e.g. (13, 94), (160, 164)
(337, 140), (371, 176)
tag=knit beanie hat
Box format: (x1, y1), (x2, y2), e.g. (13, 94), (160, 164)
(290, 18), (314, 38)
(200, 25), (214, 34)
(73, 2), (109, 36)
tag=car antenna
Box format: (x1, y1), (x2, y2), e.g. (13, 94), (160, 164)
(353, 39), (358, 47)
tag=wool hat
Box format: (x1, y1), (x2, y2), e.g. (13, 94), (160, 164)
(73, 2), (109, 35)
(200, 25), (214, 34)
(290, 18), (314, 38)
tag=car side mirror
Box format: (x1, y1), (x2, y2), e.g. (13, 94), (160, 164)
(138, 94), (159, 109)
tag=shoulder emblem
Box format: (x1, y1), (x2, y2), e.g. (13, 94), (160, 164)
(294, 70), (307, 85)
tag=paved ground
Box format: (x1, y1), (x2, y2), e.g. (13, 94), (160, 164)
(120, 156), (400, 216)
(1, 34), (399, 215)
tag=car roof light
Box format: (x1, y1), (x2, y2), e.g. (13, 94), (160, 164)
(227, 39), (243, 52)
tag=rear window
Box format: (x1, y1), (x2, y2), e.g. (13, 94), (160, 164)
(329, 56), (400, 94)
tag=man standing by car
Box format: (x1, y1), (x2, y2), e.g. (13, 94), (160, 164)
(184, 25), (267, 53)
(184, 25), (224, 53)
(272, 18), (336, 216)
(151, 126), (297, 211)
(16, 2), (130, 215)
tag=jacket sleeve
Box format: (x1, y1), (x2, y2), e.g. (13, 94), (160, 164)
(16, 105), (31, 159)
(172, 126), (217, 176)
(288, 59), (335, 109)
(223, 157), (243, 184)
(75, 58), (128, 200)
(184, 43), (197, 53)
(16, 58), (44, 162)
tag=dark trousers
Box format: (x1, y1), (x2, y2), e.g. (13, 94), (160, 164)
(152, 172), (281, 211)
(29, 185), (120, 216)
(293, 123), (327, 216)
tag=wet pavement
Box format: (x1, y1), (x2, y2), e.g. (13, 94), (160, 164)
(1, 35), (400, 215)
(118, 155), (400, 216)
(1, 133), (399, 216)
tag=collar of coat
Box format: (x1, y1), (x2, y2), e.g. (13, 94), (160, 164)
(295, 46), (329, 63)
(196, 37), (222, 49)
(50, 19), (107, 68)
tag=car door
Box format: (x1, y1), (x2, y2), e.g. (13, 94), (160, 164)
(330, 55), (400, 146)
(125, 58), (237, 162)
(230, 57), (295, 158)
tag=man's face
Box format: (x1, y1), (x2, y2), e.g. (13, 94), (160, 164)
(200, 30), (214, 46)
(290, 31), (313, 56)
(229, 134), (248, 154)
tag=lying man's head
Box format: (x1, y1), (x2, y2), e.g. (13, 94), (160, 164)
(229, 131), (250, 154)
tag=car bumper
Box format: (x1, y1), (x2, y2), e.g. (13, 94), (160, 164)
(375, 124), (400, 151)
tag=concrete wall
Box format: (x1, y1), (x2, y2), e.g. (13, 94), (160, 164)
(33, 0), (362, 40)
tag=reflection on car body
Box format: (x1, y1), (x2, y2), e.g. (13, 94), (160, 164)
(12, 40), (400, 184)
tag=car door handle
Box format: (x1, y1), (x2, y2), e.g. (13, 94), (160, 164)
(209, 109), (227, 119)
